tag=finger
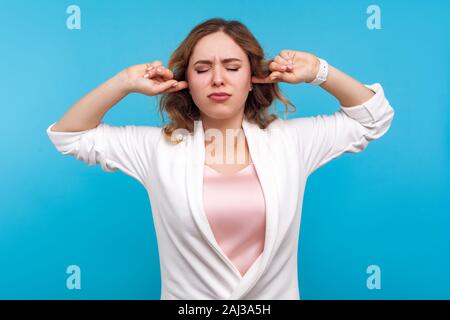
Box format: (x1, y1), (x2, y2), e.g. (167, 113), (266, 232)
(144, 75), (165, 84)
(145, 61), (163, 74)
(163, 80), (189, 93)
(269, 61), (288, 72)
(269, 71), (283, 80)
(144, 67), (168, 82)
(274, 56), (290, 66)
(251, 75), (271, 84)
(274, 55), (293, 71)
(152, 66), (173, 81)
(143, 68), (160, 79)
(148, 60), (163, 68)
(146, 66), (173, 81)
(155, 80), (179, 93)
(146, 61), (163, 71)
(251, 72), (281, 84)
(280, 51), (294, 64)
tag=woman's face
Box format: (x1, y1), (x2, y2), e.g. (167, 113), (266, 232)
(186, 32), (252, 121)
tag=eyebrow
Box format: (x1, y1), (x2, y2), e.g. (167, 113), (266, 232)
(194, 58), (242, 66)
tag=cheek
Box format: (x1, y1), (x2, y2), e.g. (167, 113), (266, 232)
(236, 72), (252, 87)
(189, 83), (207, 100)
(187, 75), (207, 91)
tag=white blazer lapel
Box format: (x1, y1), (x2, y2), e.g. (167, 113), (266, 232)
(185, 117), (280, 299)
(229, 117), (280, 299)
(185, 120), (243, 279)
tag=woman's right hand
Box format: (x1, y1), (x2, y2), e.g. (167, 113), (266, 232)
(120, 60), (189, 96)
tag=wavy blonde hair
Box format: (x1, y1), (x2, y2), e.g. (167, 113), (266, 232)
(157, 18), (296, 143)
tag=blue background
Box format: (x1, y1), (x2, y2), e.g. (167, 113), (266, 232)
(1, 0), (449, 299)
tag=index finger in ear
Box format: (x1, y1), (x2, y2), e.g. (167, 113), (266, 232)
(162, 80), (189, 93)
(252, 75), (277, 84)
(251, 75), (268, 84)
(171, 80), (189, 90)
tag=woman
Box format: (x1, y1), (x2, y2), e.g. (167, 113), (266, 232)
(46, 18), (395, 300)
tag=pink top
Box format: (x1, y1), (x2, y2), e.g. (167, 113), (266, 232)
(203, 163), (266, 277)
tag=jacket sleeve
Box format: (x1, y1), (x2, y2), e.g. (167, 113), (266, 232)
(285, 83), (395, 177)
(46, 121), (162, 186)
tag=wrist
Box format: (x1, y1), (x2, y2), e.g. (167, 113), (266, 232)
(114, 69), (134, 95)
(307, 56), (320, 83)
(306, 57), (328, 85)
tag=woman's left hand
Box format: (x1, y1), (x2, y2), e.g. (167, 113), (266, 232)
(252, 50), (320, 85)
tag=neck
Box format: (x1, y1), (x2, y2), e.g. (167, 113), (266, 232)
(200, 112), (245, 136)
(200, 112), (248, 160)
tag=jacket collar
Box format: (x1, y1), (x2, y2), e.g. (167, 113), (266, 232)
(185, 115), (280, 299)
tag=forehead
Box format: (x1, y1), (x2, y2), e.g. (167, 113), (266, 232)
(190, 32), (247, 63)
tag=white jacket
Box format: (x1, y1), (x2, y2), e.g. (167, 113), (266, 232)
(46, 83), (394, 300)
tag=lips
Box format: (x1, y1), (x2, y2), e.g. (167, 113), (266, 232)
(208, 93), (231, 102)
(208, 92), (231, 97)
(209, 94), (230, 102)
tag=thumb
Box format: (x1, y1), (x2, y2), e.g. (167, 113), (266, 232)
(269, 71), (283, 80)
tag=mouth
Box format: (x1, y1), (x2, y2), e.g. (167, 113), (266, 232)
(208, 92), (231, 102)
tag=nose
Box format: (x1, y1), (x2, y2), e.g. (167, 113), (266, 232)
(212, 66), (225, 87)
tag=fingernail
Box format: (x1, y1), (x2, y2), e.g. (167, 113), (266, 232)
(171, 82), (178, 87)
(281, 66), (286, 70)
(270, 76), (277, 80)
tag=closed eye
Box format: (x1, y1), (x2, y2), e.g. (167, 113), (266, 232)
(196, 68), (240, 74)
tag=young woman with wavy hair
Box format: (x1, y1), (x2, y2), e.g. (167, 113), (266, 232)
(47, 18), (394, 300)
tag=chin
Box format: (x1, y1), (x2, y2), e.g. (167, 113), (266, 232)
(203, 107), (237, 120)
(209, 112), (235, 120)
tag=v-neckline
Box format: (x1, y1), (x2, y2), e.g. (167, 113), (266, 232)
(186, 116), (280, 297)
(204, 163), (253, 175)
